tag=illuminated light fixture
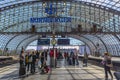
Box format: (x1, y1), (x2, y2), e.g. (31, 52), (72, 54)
(63, 2), (66, 5)
(43, 2), (46, 7)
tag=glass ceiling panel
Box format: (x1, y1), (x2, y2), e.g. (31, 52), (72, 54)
(7, 34), (31, 50)
(77, 0), (120, 11)
(70, 35), (96, 52)
(0, 1), (119, 33)
(0, 34), (15, 50)
(17, 35), (38, 51)
(83, 34), (107, 55)
(98, 34), (120, 56)
(0, 0), (119, 11)
(0, 0), (33, 8)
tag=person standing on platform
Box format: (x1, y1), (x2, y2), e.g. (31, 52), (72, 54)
(36, 50), (40, 68)
(28, 52), (32, 73)
(36, 50), (40, 61)
(75, 50), (79, 65)
(19, 50), (26, 76)
(31, 51), (37, 74)
(83, 53), (88, 67)
(50, 49), (58, 68)
(69, 51), (74, 65)
(25, 52), (29, 72)
(102, 52), (113, 80)
(50, 49), (54, 67)
(40, 50), (46, 73)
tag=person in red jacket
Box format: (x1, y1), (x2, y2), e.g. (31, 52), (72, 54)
(50, 49), (58, 58)
(50, 49), (58, 67)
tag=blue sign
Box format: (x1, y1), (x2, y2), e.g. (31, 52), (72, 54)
(45, 3), (56, 15)
(30, 3), (71, 23)
(30, 17), (71, 23)
(57, 39), (70, 45)
(37, 39), (50, 45)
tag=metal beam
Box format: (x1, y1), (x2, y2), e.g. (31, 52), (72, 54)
(81, 35), (97, 50)
(69, 35), (96, 55)
(80, 35), (97, 55)
(0, 31), (120, 35)
(0, 0), (119, 15)
(0, 20), (29, 32)
(3, 34), (19, 54)
(16, 34), (95, 55)
(24, 39), (38, 50)
(113, 34), (120, 56)
(94, 35), (108, 52)
(15, 34), (35, 53)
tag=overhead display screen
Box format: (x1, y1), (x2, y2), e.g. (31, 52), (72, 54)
(37, 39), (50, 45)
(57, 39), (70, 45)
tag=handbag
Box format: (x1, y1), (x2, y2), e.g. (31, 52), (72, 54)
(106, 63), (113, 68)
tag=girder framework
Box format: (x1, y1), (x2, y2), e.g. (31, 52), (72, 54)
(0, 0), (120, 56)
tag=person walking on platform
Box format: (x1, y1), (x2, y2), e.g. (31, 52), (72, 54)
(102, 52), (113, 80)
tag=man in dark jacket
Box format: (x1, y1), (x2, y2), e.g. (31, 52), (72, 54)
(31, 51), (37, 73)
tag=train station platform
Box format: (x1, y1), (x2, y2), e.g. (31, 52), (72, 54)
(79, 55), (120, 71)
(0, 60), (116, 80)
(78, 55), (120, 62)
(0, 56), (18, 68)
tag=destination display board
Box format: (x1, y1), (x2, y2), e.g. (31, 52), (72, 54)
(57, 39), (70, 45)
(37, 39), (50, 45)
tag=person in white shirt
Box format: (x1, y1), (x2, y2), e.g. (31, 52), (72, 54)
(102, 52), (113, 80)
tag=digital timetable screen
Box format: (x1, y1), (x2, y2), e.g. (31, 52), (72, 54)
(37, 39), (50, 45)
(57, 39), (70, 45)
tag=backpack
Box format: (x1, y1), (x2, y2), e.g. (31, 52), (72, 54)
(28, 55), (32, 62)
(106, 59), (113, 67)
(25, 55), (29, 62)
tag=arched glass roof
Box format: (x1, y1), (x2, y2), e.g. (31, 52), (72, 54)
(0, 0), (120, 11)
(77, 0), (120, 11)
(0, 0), (120, 56)
(0, 0), (119, 33)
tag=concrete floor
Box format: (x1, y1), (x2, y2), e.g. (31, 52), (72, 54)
(0, 61), (116, 80)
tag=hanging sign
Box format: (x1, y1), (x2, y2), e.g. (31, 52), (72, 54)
(30, 3), (71, 23)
